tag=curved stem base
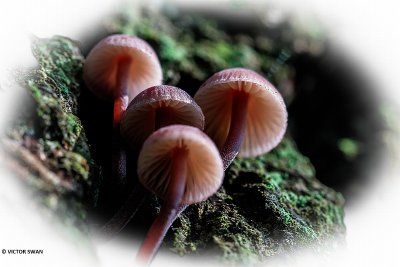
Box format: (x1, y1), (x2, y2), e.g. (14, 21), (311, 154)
(136, 148), (188, 265)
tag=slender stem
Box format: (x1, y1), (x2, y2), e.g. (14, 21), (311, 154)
(101, 106), (174, 240)
(99, 183), (148, 240)
(154, 107), (171, 131)
(220, 91), (249, 169)
(113, 96), (129, 129)
(111, 123), (127, 188)
(112, 57), (131, 188)
(136, 148), (188, 265)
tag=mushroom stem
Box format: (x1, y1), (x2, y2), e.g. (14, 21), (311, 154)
(99, 183), (147, 240)
(100, 102), (195, 240)
(136, 148), (188, 265)
(220, 91), (249, 169)
(113, 57), (131, 127)
(102, 108), (176, 238)
(154, 107), (172, 131)
(112, 57), (131, 187)
(113, 96), (129, 129)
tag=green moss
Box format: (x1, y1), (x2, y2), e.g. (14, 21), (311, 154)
(106, 12), (292, 87)
(37, 138), (90, 183)
(5, 7), (345, 266)
(159, 35), (188, 62)
(337, 138), (361, 160)
(6, 36), (101, 233)
(104, 10), (346, 264)
(165, 137), (344, 264)
(30, 36), (83, 113)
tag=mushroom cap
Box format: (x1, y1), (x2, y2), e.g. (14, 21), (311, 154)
(194, 68), (287, 158)
(138, 125), (224, 204)
(121, 85), (205, 149)
(83, 34), (162, 101)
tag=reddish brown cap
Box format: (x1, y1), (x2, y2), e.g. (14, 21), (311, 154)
(83, 34), (162, 101)
(121, 85), (204, 149)
(194, 68), (287, 157)
(138, 125), (224, 204)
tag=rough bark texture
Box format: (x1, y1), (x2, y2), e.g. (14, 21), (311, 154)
(2, 36), (101, 233)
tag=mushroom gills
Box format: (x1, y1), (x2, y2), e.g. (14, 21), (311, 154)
(137, 147), (188, 263)
(195, 68), (287, 169)
(83, 34), (163, 196)
(135, 125), (223, 265)
(100, 86), (205, 242)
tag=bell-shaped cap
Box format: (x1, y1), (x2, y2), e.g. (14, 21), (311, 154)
(194, 68), (287, 157)
(121, 85), (204, 149)
(83, 34), (162, 101)
(138, 125), (224, 204)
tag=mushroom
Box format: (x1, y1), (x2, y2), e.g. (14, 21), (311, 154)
(194, 68), (287, 169)
(135, 125), (224, 265)
(100, 85), (204, 239)
(83, 34), (162, 187)
(121, 85), (204, 149)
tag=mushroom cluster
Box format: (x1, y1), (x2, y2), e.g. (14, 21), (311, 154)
(84, 34), (287, 266)
(83, 34), (163, 189)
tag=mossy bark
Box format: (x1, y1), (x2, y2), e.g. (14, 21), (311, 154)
(166, 138), (345, 264)
(2, 36), (101, 233)
(2, 8), (345, 266)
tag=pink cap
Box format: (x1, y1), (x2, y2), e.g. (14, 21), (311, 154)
(194, 68), (287, 157)
(83, 34), (162, 101)
(138, 125), (224, 204)
(121, 85), (204, 149)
